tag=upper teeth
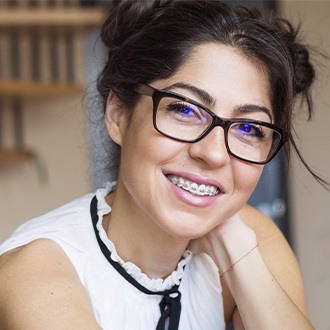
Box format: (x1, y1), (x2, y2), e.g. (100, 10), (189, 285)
(167, 175), (219, 196)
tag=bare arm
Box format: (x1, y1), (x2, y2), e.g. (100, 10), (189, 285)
(191, 205), (313, 329)
(0, 239), (101, 329)
(230, 206), (312, 329)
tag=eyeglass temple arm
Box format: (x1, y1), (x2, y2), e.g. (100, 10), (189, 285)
(134, 84), (155, 96)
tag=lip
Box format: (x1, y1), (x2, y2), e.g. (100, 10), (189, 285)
(163, 170), (224, 208)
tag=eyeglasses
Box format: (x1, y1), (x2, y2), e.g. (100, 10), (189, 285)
(134, 84), (287, 165)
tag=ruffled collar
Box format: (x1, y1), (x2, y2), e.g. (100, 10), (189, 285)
(94, 182), (192, 292)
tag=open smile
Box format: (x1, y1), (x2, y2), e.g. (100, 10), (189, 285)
(166, 174), (220, 196)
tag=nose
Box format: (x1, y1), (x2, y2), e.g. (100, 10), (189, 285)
(188, 127), (230, 168)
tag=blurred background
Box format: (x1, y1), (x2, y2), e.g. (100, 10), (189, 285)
(0, 0), (329, 328)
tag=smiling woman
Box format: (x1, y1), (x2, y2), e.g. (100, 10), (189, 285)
(0, 1), (326, 329)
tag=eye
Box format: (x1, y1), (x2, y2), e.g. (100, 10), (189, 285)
(167, 102), (197, 115)
(181, 105), (194, 116)
(166, 102), (203, 121)
(237, 123), (264, 138)
(159, 96), (212, 127)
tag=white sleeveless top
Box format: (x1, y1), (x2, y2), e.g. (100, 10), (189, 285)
(0, 182), (226, 330)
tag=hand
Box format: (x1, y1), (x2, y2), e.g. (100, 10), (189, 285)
(188, 212), (257, 274)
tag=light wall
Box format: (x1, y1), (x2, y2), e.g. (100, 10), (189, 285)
(279, 1), (330, 329)
(0, 95), (91, 243)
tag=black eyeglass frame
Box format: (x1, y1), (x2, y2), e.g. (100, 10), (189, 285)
(135, 84), (288, 165)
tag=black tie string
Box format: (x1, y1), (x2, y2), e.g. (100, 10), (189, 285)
(90, 196), (183, 330)
(157, 290), (182, 330)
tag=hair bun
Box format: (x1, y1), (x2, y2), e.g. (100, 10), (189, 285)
(102, 0), (172, 49)
(293, 42), (315, 95)
(275, 18), (315, 96)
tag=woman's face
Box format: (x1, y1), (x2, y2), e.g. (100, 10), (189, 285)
(108, 43), (272, 240)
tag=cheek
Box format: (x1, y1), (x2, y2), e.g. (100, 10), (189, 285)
(119, 115), (180, 183)
(232, 161), (263, 201)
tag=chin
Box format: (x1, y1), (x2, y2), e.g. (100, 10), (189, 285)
(161, 217), (217, 241)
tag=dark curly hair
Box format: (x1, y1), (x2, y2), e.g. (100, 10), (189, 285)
(96, 0), (327, 188)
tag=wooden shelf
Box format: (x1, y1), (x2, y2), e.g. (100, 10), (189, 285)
(0, 8), (104, 28)
(0, 149), (34, 164)
(0, 80), (84, 97)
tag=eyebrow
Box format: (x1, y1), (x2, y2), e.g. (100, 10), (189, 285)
(233, 104), (273, 122)
(163, 82), (272, 122)
(163, 82), (216, 108)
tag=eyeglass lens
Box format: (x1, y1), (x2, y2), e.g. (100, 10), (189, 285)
(155, 96), (282, 163)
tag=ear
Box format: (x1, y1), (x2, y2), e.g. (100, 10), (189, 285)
(105, 92), (127, 146)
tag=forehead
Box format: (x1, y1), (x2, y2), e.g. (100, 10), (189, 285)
(154, 43), (272, 117)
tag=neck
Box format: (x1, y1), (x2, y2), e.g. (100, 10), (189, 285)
(104, 188), (189, 279)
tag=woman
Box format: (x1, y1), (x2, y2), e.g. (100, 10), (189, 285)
(0, 1), (324, 329)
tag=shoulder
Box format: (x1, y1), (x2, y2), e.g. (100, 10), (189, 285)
(0, 239), (101, 329)
(239, 204), (301, 284)
(240, 203), (283, 240)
